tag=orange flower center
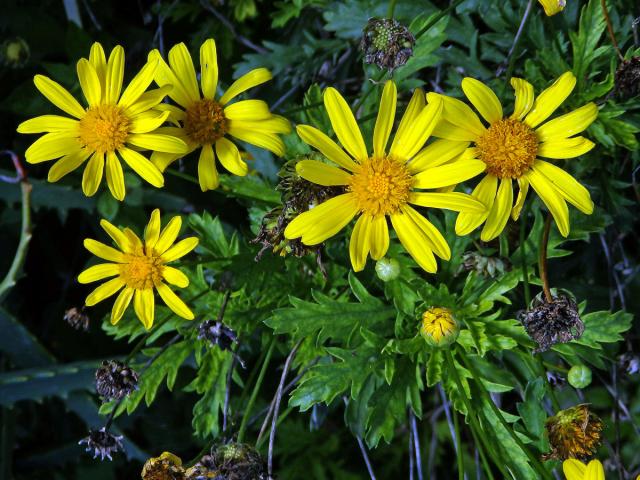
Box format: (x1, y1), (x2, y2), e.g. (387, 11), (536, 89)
(184, 98), (228, 145)
(476, 118), (538, 179)
(78, 104), (130, 153)
(348, 156), (413, 217)
(119, 253), (164, 290)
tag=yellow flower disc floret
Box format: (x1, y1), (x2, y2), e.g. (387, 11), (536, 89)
(78, 104), (130, 154)
(184, 98), (228, 145)
(476, 118), (538, 179)
(120, 253), (164, 290)
(348, 156), (413, 216)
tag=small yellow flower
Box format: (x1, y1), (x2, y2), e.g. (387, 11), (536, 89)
(420, 307), (459, 346)
(148, 39), (291, 191)
(562, 459), (604, 480)
(17, 42), (188, 200)
(431, 72), (597, 241)
(539, 0), (566, 16)
(284, 80), (486, 273)
(78, 209), (198, 329)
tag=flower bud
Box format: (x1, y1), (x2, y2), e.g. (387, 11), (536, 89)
(567, 365), (592, 389)
(360, 18), (415, 71)
(375, 257), (400, 282)
(1, 37), (30, 68)
(95, 360), (139, 402)
(420, 307), (459, 347)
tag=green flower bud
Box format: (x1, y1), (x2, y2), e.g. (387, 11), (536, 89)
(375, 257), (400, 281)
(567, 364), (592, 389)
(1, 37), (30, 68)
(420, 307), (459, 347)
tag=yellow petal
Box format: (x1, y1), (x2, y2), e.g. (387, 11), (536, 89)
(480, 178), (513, 241)
(409, 192), (486, 213)
(168, 43), (200, 103)
(145, 209), (161, 250)
(17, 115), (79, 134)
(77, 58), (101, 106)
(584, 460), (604, 480)
(162, 266), (189, 288)
(229, 116), (290, 134)
(25, 132), (80, 164)
(47, 148), (91, 182)
(129, 110), (171, 134)
(462, 77), (503, 124)
(224, 99), (272, 121)
(525, 167), (570, 236)
(284, 193), (359, 245)
(105, 45), (124, 104)
(408, 140), (470, 174)
(133, 288), (155, 329)
(155, 216), (182, 255)
(403, 206), (450, 260)
(127, 133), (188, 154)
(412, 159), (486, 189)
(524, 72), (576, 128)
(349, 214), (371, 272)
(33, 75), (86, 119)
(111, 287), (134, 325)
(296, 160), (351, 186)
(85, 277), (125, 306)
(510, 77), (535, 120)
(124, 228), (144, 253)
(125, 86), (173, 117)
(89, 42), (107, 92)
(390, 210), (437, 272)
(390, 95), (443, 161)
(156, 282), (194, 320)
(538, 136), (595, 159)
(512, 176), (529, 220)
(148, 49), (192, 108)
(118, 60), (159, 108)
(295, 124), (358, 171)
(455, 174), (497, 235)
(536, 103), (599, 141)
(78, 263), (120, 283)
(100, 219), (132, 253)
(200, 38), (218, 100)
(395, 88), (425, 144)
(118, 146), (165, 188)
(226, 127), (285, 156)
(324, 87), (368, 162)
(562, 459), (586, 480)
(369, 215), (389, 260)
(216, 137), (248, 176)
(105, 151), (125, 201)
(538, 0), (565, 16)
(373, 80), (397, 158)
(432, 119), (479, 142)
(532, 160), (594, 214)
(162, 237), (199, 262)
(197, 144), (219, 191)
(82, 152), (104, 197)
(427, 92), (485, 139)
(84, 238), (126, 262)
(151, 151), (183, 172)
(220, 68), (272, 105)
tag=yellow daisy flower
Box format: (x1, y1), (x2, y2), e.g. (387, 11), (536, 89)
(78, 209), (198, 329)
(17, 42), (188, 200)
(539, 0), (566, 16)
(284, 80), (486, 273)
(563, 459), (604, 480)
(148, 39), (291, 191)
(430, 72), (597, 241)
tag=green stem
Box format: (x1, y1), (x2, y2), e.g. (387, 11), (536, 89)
(0, 181), (32, 302)
(166, 168), (199, 185)
(387, 0), (398, 18)
(453, 409), (464, 480)
(502, 0), (534, 85)
(236, 336), (277, 443)
(415, 0), (466, 38)
(519, 203), (531, 306)
(444, 350), (510, 478)
(459, 350), (553, 480)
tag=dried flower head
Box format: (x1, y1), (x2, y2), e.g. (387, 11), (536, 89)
(420, 307), (459, 347)
(63, 306), (90, 331)
(95, 360), (139, 401)
(615, 56), (640, 99)
(79, 427), (124, 461)
(198, 320), (237, 351)
(360, 18), (415, 71)
(543, 404), (604, 461)
(519, 294), (584, 353)
(0, 37), (30, 68)
(186, 444), (267, 480)
(460, 251), (511, 277)
(142, 452), (185, 480)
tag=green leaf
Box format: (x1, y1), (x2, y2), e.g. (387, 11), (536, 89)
(516, 378), (548, 451)
(570, 0), (608, 90)
(189, 212), (239, 259)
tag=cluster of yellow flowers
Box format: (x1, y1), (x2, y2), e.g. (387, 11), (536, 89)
(17, 33), (598, 330)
